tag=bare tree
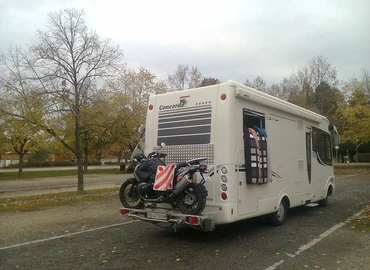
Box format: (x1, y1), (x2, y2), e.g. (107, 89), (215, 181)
(1, 8), (124, 191)
(167, 64), (202, 91)
(292, 55), (338, 91)
(362, 68), (370, 95)
(199, 77), (221, 87)
(244, 76), (267, 91)
(107, 67), (167, 155)
(265, 83), (284, 99)
(0, 46), (47, 176)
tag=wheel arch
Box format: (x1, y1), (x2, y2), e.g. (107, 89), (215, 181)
(277, 190), (291, 209)
(327, 175), (335, 196)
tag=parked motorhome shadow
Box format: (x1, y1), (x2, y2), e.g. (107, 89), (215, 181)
(156, 216), (279, 243)
(288, 205), (325, 217)
(156, 206), (325, 241)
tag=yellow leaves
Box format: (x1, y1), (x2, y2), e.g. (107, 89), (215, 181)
(339, 96), (370, 145)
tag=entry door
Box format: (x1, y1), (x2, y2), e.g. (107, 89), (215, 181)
(237, 150), (258, 215)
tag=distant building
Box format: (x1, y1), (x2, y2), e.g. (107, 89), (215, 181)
(0, 153), (31, 167)
(0, 152), (75, 167)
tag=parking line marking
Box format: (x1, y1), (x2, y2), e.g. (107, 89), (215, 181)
(295, 222), (346, 256)
(0, 220), (139, 251)
(264, 260), (285, 270)
(264, 209), (365, 270)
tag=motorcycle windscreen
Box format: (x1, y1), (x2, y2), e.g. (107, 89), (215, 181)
(153, 164), (176, 191)
(130, 142), (145, 161)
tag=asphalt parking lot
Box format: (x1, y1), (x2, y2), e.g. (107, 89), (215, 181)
(0, 170), (369, 269)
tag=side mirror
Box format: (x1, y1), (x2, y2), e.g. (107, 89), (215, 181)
(161, 142), (166, 148)
(333, 133), (340, 145)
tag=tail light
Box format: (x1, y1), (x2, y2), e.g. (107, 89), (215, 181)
(185, 216), (200, 225)
(220, 166), (228, 200)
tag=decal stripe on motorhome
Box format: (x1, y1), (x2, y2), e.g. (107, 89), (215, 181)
(158, 113), (211, 123)
(159, 119), (211, 129)
(158, 135), (210, 145)
(158, 105), (211, 115)
(158, 126), (211, 137)
(159, 108), (212, 118)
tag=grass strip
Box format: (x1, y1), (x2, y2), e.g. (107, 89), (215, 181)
(0, 188), (119, 212)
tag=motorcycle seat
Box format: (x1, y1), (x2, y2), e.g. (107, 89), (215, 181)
(176, 162), (188, 171)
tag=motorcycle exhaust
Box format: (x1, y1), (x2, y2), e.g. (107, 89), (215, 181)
(169, 174), (193, 199)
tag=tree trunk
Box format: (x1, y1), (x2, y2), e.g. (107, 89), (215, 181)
(77, 153), (84, 192)
(18, 152), (24, 178)
(76, 114), (84, 192)
(83, 146), (88, 172)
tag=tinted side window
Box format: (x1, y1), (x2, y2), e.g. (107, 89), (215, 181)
(312, 127), (332, 166)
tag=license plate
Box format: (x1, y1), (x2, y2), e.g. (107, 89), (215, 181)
(203, 174), (211, 181)
(146, 212), (168, 220)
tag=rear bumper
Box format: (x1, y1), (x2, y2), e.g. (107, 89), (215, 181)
(120, 208), (215, 232)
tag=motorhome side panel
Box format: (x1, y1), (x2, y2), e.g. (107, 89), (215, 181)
(232, 82), (334, 218)
(234, 92), (305, 216)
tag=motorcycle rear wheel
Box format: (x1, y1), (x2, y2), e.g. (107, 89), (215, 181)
(175, 183), (207, 215)
(119, 178), (143, 208)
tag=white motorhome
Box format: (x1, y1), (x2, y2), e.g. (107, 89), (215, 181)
(121, 80), (340, 231)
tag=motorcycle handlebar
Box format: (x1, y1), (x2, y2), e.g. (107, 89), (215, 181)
(148, 152), (167, 159)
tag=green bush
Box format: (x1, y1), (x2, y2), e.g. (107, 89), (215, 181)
(7, 159), (110, 168)
(353, 153), (370, 162)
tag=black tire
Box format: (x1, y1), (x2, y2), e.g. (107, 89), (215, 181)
(318, 191), (329, 207)
(269, 199), (287, 226)
(119, 178), (143, 209)
(176, 183), (207, 215)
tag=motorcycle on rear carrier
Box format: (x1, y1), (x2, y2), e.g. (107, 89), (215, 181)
(119, 143), (209, 215)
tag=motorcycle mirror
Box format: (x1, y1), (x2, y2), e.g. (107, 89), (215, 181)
(160, 142), (166, 148)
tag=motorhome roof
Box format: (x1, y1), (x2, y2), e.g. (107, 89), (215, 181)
(155, 80), (329, 124)
(227, 80), (329, 124)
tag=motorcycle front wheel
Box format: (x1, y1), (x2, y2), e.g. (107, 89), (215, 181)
(175, 183), (207, 215)
(119, 178), (143, 208)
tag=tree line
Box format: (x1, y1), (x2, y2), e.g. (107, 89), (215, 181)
(0, 8), (369, 191)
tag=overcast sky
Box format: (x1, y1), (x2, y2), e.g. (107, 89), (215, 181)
(1, 0), (369, 86)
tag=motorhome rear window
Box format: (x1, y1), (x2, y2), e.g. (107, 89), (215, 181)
(157, 105), (211, 145)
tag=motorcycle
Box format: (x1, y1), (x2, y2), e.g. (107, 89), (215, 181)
(119, 143), (209, 215)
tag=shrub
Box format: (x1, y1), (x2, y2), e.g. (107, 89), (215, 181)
(353, 153), (370, 162)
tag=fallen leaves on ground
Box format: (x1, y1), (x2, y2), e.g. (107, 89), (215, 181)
(349, 202), (370, 230)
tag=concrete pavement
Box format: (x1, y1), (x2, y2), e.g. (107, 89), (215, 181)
(0, 172), (131, 199)
(0, 165), (119, 173)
